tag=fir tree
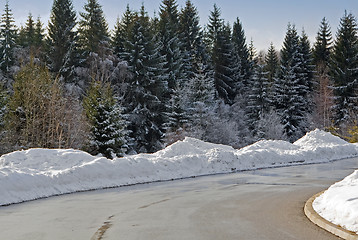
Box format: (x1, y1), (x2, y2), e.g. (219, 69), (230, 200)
(83, 80), (127, 158)
(78, 0), (110, 56)
(0, 1), (17, 75)
(330, 12), (358, 126)
(47, 0), (78, 83)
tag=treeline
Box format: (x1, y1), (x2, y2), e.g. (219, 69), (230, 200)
(0, 0), (357, 158)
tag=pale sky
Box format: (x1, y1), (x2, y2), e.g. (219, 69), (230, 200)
(8, 0), (358, 51)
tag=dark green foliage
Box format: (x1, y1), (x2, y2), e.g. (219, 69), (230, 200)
(47, 0), (78, 82)
(0, 1), (17, 75)
(17, 14), (44, 52)
(330, 12), (358, 126)
(207, 5), (238, 104)
(179, 0), (208, 78)
(265, 43), (279, 84)
(78, 0), (110, 56)
(122, 5), (167, 153)
(159, 0), (185, 90)
(83, 80), (127, 158)
(112, 5), (135, 58)
(247, 53), (270, 134)
(313, 17), (332, 67)
(273, 24), (307, 142)
(232, 18), (251, 89)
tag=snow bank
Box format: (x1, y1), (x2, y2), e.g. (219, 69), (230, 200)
(313, 170), (358, 234)
(1, 129), (358, 206)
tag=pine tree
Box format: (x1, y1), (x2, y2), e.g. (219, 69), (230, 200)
(47, 0), (78, 83)
(0, 1), (17, 75)
(330, 12), (358, 127)
(122, 5), (167, 153)
(78, 0), (110, 56)
(83, 80), (127, 159)
(207, 5), (238, 104)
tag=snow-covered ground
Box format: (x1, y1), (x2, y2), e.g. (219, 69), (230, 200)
(313, 169), (358, 234)
(1, 128), (358, 225)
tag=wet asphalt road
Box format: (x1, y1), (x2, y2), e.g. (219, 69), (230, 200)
(1, 157), (358, 240)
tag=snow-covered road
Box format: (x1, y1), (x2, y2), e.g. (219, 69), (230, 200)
(1, 157), (357, 240)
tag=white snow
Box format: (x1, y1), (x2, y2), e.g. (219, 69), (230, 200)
(313, 169), (358, 234)
(0, 129), (358, 211)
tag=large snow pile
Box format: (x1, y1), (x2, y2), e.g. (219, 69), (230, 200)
(313, 170), (358, 234)
(0, 129), (357, 206)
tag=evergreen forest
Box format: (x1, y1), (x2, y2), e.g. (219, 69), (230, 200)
(0, 0), (358, 158)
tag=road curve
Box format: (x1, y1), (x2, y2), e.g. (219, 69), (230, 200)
(1, 157), (358, 240)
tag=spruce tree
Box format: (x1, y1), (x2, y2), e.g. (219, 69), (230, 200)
(179, 0), (208, 78)
(297, 30), (314, 110)
(207, 5), (238, 104)
(159, 0), (185, 90)
(265, 43), (279, 85)
(330, 12), (358, 126)
(112, 5), (135, 58)
(313, 17), (332, 67)
(122, 5), (167, 153)
(274, 24), (306, 141)
(17, 13), (35, 48)
(232, 18), (250, 91)
(83, 80), (127, 158)
(312, 18), (333, 128)
(78, 0), (110, 56)
(0, 1), (17, 75)
(247, 53), (270, 136)
(47, 0), (78, 83)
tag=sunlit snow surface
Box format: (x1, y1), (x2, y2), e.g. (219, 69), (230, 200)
(1, 129), (358, 233)
(313, 168), (358, 234)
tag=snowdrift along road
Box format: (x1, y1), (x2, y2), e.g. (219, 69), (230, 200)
(1, 129), (357, 207)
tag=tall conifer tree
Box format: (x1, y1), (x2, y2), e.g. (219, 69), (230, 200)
(78, 0), (110, 55)
(207, 5), (238, 104)
(0, 1), (17, 75)
(330, 12), (358, 126)
(123, 5), (167, 153)
(47, 0), (78, 82)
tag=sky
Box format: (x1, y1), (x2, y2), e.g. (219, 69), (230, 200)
(9, 0), (358, 51)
